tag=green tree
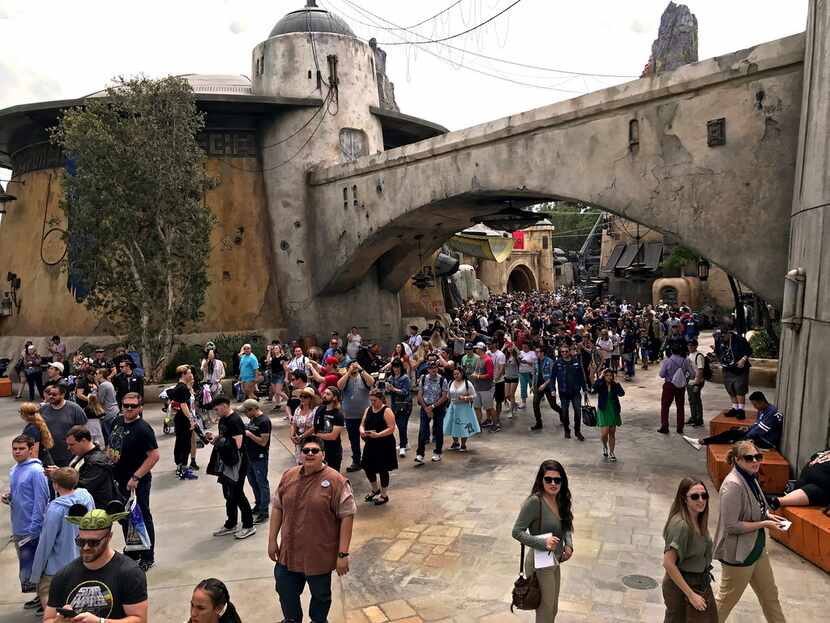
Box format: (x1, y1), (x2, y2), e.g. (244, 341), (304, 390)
(538, 201), (602, 253)
(50, 76), (216, 382)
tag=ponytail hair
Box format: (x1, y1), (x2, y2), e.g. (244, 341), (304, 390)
(19, 402), (53, 450)
(194, 578), (241, 623)
(726, 439), (757, 466)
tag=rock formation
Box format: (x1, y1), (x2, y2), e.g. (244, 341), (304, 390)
(643, 2), (698, 76)
(369, 38), (399, 112)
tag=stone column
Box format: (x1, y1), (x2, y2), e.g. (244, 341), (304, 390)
(779, 0), (830, 469)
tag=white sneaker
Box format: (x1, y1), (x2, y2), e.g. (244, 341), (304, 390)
(431, 453), (441, 462)
(414, 454), (424, 464)
(682, 435), (703, 451)
(399, 447), (406, 457)
(234, 526), (256, 540)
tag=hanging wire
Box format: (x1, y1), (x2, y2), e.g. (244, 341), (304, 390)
(373, 0), (525, 45)
(331, 0), (636, 78)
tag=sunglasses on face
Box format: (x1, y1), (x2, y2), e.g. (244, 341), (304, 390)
(543, 476), (563, 485)
(301, 447), (321, 455)
(75, 535), (107, 548)
(123, 404), (140, 410)
(687, 492), (709, 501)
(742, 454), (764, 463)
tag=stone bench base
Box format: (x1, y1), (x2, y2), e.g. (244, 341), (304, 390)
(771, 506), (830, 573)
(707, 444), (790, 493)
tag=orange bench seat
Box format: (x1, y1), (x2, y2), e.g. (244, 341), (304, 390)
(706, 444), (790, 494)
(0, 377), (11, 397)
(771, 506), (830, 573)
(709, 412), (757, 437)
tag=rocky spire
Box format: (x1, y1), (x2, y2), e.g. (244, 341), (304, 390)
(369, 38), (400, 112)
(642, 2), (698, 76)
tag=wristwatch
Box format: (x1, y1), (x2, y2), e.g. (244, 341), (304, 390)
(337, 552), (349, 558)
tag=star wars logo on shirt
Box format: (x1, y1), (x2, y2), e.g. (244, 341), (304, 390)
(69, 581), (114, 617)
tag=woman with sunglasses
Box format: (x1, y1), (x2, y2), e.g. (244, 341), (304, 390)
(511, 460), (574, 623)
(662, 478), (716, 622)
(359, 389), (398, 505)
(713, 440), (786, 622)
(290, 388), (319, 464)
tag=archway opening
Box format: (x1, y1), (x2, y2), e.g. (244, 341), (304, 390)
(507, 264), (536, 293)
(659, 286), (679, 305)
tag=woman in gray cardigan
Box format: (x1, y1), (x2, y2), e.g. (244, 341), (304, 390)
(511, 459), (574, 623)
(713, 440), (786, 622)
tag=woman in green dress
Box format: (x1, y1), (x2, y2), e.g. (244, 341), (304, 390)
(592, 368), (624, 461)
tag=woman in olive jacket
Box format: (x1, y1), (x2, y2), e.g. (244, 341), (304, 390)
(713, 440), (786, 622)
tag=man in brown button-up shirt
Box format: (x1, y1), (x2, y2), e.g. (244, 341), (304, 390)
(269, 435), (356, 623)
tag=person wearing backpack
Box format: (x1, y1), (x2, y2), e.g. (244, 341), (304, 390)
(685, 339), (707, 428)
(658, 346), (696, 435)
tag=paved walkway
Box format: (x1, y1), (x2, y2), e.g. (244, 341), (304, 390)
(0, 344), (826, 622)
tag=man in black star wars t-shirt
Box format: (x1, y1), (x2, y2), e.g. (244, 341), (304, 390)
(44, 504), (147, 623)
(313, 386), (345, 472)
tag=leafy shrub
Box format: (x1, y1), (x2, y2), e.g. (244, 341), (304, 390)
(162, 333), (267, 381)
(749, 329), (778, 359)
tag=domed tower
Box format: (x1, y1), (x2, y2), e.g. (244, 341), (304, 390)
(253, 1), (391, 337)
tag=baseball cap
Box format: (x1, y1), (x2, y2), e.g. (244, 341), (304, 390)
(474, 342), (486, 350)
(241, 398), (261, 412)
(48, 362), (65, 373)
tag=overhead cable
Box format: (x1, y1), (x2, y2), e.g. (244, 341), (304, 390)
(371, 0), (525, 45)
(331, 0), (635, 79)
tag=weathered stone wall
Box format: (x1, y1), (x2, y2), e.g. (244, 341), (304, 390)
(369, 39), (399, 112)
(779, 0), (830, 470)
(0, 158), (280, 357)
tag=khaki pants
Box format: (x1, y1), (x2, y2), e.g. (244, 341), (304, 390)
(37, 575), (52, 607)
(715, 549), (786, 622)
(525, 550), (562, 623)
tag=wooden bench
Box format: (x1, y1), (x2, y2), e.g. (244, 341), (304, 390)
(0, 377), (11, 397)
(706, 444), (790, 493)
(771, 506), (830, 573)
(709, 412), (757, 437)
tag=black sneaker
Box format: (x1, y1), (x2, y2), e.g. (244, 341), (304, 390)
(724, 408), (738, 418)
(449, 442), (460, 450)
(564, 430), (572, 439)
(23, 597), (40, 609)
(254, 513), (269, 524)
(575, 431), (584, 441)
(138, 560), (155, 573)
(735, 410), (746, 420)
(691, 420), (704, 427)
(346, 463), (361, 473)
(530, 424), (543, 431)
(657, 428), (670, 434)
(189, 460), (200, 471)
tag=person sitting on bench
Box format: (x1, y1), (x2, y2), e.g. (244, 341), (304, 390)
(768, 448), (830, 512)
(682, 391), (782, 452)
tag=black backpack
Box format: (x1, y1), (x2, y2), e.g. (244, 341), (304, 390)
(701, 353), (713, 381)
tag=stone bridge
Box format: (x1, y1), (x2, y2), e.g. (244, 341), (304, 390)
(308, 33), (805, 309)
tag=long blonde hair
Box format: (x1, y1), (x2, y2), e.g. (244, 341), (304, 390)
(19, 402), (54, 449)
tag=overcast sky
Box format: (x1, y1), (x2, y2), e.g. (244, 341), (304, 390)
(0, 0), (809, 180)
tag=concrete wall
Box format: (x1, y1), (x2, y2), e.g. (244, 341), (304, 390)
(0, 158), (281, 357)
(779, 0), (830, 470)
(309, 34), (804, 310)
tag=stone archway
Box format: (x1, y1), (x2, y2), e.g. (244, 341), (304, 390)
(507, 264), (537, 293)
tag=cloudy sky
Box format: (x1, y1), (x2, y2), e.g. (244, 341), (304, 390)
(0, 0), (809, 180)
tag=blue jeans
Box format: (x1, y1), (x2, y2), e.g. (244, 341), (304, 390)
(246, 456), (271, 515)
(559, 394), (582, 433)
(345, 418), (362, 466)
(518, 372), (532, 402)
(623, 353), (635, 378)
(14, 536), (38, 591)
(416, 406), (445, 456)
(393, 403), (412, 448)
(275, 563), (332, 623)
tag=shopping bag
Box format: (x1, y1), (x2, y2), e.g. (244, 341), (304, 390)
(124, 496), (152, 552)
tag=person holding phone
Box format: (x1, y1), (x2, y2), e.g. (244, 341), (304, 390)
(43, 504), (148, 623)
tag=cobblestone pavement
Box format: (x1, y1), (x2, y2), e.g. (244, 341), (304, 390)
(0, 341), (826, 622)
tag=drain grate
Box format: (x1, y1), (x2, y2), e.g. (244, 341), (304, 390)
(622, 574), (658, 590)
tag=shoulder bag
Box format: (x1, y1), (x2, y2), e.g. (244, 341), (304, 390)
(581, 394), (597, 427)
(511, 499), (543, 612)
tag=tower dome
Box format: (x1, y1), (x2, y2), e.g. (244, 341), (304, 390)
(269, 0), (355, 38)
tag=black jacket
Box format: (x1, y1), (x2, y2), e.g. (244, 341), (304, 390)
(113, 373), (145, 407)
(70, 446), (122, 508)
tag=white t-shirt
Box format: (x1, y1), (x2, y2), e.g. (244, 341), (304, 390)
(518, 350), (537, 374)
(490, 349), (506, 383)
(408, 334), (423, 352)
(596, 338), (614, 361)
(288, 355), (308, 372)
(347, 334), (361, 359)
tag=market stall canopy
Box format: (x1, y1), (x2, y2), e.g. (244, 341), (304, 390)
(448, 223), (515, 262)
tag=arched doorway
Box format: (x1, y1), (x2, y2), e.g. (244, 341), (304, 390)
(507, 264), (537, 292)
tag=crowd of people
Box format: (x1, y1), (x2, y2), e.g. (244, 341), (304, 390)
(3, 286), (826, 622)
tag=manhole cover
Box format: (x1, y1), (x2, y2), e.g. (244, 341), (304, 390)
(622, 574), (658, 590)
